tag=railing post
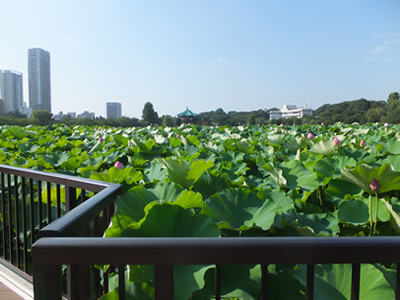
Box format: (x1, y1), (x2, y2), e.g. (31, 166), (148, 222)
(155, 265), (174, 300)
(33, 265), (62, 299)
(65, 186), (77, 212)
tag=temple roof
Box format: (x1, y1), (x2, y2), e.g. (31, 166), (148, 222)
(178, 107), (198, 117)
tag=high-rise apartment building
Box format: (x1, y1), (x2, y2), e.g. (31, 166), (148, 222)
(106, 102), (122, 119)
(0, 70), (23, 113)
(28, 48), (51, 112)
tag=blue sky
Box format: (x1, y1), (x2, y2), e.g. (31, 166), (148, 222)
(1, 0), (399, 118)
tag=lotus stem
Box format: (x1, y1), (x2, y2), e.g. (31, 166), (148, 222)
(374, 192), (379, 235)
(369, 194), (373, 236)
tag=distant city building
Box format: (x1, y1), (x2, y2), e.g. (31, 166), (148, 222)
(106, 102), (122, 119)
(28, 48), (51, 112)
(269, 105), (313, 119)
(77, 111), (95, 119)
(54, 111), (77, 121)
(178, 107), (198, 123)
(20, 102), (33, 118)
(0, 99), (5, 115)
(0, 70), (23, 113)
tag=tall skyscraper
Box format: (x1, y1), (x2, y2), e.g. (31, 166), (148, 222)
(107, 102), (122, 119)
(28, 48), (51, 112)
(0, 70), (23, 113)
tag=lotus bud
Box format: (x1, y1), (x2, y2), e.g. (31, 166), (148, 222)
(114, 161), (124, 169)
(321, 122), (324, 126)
(293, 123), (296, 126)
(307, 132), (314, 139)
(280, 123), (283, 127)
(360, 139), (366, 147)
(384, 123), (389, 127)
(99, 137), (104, 142)
(282, 129), (285, 133)
(370, 179), (381, 193)
(333, 137), (340, 147)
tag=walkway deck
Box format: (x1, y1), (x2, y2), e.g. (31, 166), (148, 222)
(0, 281), (24, 299)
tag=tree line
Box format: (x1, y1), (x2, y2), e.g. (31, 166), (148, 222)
(0, 92), (398, 127)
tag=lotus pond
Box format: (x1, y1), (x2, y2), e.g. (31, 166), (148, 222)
(1, 123), (400, 299)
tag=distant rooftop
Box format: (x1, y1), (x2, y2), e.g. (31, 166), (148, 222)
(178, 107), (198, 117)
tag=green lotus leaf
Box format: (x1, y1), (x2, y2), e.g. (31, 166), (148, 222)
(294, 264), (395, 300)
(258, 162), (287, 189)
(121, 203), (220, 238)
(338, 200), (369, 225)
(104, 186), (158, 238)
(176, 190), (203, 209)
(340, 163), (400, 195)
(202, 187), (285, 231)
(309, 138), (338, 156)
(280, 160), (319, 191)
(149, 182), (183, 202)
(90, 167), (143, 185)
(162, 158), (213, 189)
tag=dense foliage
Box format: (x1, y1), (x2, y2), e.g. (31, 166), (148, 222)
(1, 123), (400, 299)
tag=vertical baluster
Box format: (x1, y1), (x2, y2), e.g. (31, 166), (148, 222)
(7, 174), (13, 264)
(93, 265), (101, 299)
(38, 180), (43, 229)
(65, 186), (77, 212)
(351, 263), (360, 300)
(306, 264), (314, 300)
(46, 182), (51, 224)
(21, 178), (28, 273)
(118, 265), (126, 300)
(104, 267), (109, 294)
(29, 179), (35, 247)
(56, 184), (61, 218)
(155, 265), (174, 300)
(215, 264), (221, 300)
(261, 264), (268, 300)
(81, 189), (86, 203)
(396, 264), (400, 300)
(1, 172), (5, 258)
(14, 175), (20, 268)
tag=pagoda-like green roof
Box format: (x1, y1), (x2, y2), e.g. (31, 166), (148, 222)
(178, 107), (198, 117)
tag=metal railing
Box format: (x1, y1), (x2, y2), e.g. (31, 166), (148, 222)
(3, 164), (400, 299)
(32, 236), (400, 300)
(0, 164), (121, 297)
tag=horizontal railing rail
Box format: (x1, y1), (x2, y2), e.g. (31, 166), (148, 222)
(0, 164), (121, 298)
(33, 236), (400, 300)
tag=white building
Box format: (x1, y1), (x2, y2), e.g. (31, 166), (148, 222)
(54, 111), (77, 121)
(0, 70), (23, 114)
(106, 102), (122, 119)
(77, 111), (95, 119)
(270, 105), (313, 119)
(28, 48), (51, 112)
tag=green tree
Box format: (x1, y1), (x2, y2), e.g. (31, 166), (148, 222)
(162, 115), (174, 127)
(31, 110), (53, 126)
(366, 107), (386, 123)
(247, 114), (255, 125)
(142, 102), (160, 125)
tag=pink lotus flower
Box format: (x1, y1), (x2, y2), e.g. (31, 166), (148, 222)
(307, 132), (314, 139)
(370, 179), (381, 193)
(114, 161), (124, 169)
(333, 137), (340, 147)
(321, 122), (324, 126)
(384, 122), (389, 127)
(360, 139), (366, 147)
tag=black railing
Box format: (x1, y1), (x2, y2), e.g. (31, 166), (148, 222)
(0, 164), (121, 296)
(32, 236), (400, 300)
(3, 164), (400, 299)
